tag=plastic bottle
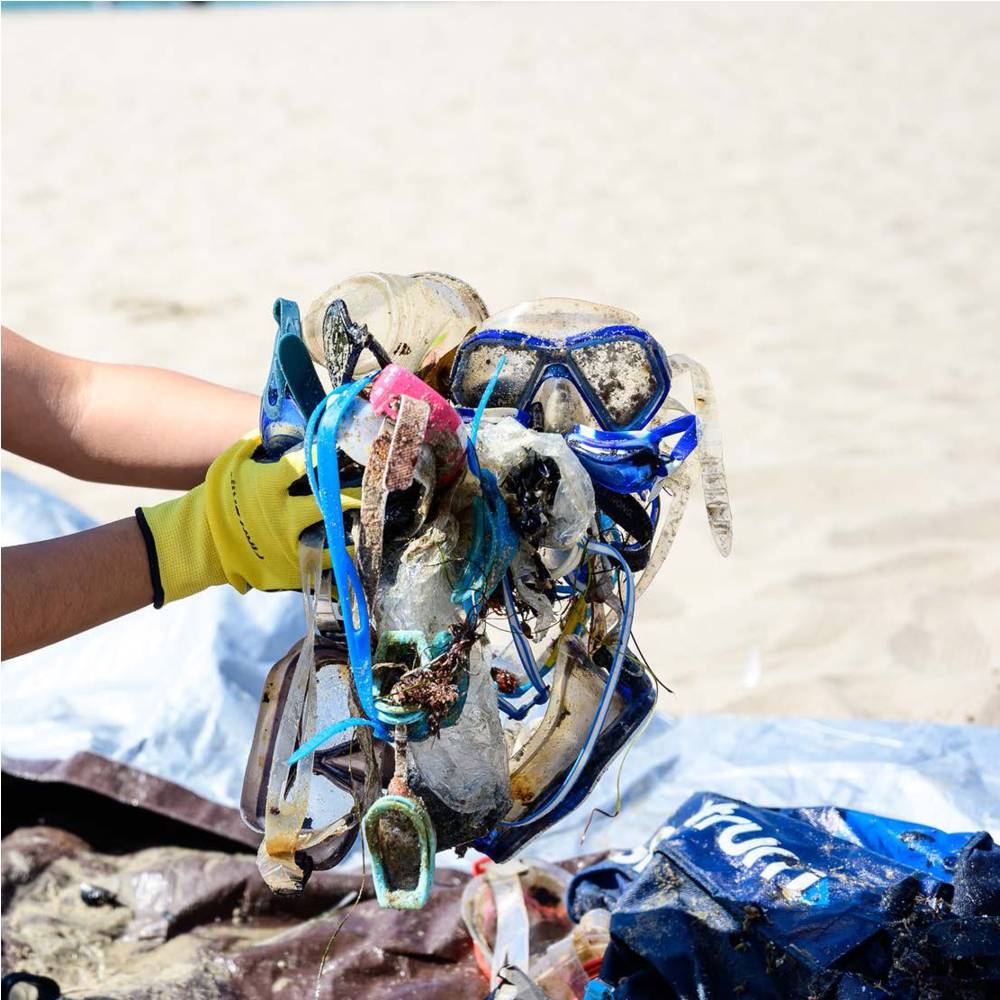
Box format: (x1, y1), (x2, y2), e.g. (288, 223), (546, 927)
(302, 272), (487, 379)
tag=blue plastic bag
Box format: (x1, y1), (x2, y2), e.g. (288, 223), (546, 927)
(575, 792), (1000, 999)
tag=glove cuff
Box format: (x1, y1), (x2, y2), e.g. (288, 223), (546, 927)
(137, 485), (227, 606)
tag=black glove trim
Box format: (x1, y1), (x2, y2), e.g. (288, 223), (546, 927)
(134, 508), (165, 609)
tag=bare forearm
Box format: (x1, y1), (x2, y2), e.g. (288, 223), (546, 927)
(1, 518), (154, 660)
(68, 361), (259, 489)
(2, 327), (259, 490)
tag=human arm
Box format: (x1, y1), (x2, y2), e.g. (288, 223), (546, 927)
(1, 326), (259, 490)
(1, 517), (153, 660)
(0, 328), (341, 659)
(1, 435), (345, 659)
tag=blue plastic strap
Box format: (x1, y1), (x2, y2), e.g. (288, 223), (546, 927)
(465, 351), (506, 486)
(502, 573), (548, 700)
(469, 354), (506, 448)
(566, 414), (699, 494)
(304, 375), (388, 740)
(287, 716), (378, 766)
(570, 414), (698, 464)
(662, 413), (699, 464)
(454, 354), (518, 617)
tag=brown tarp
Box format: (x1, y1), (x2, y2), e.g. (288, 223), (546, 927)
(2, 758), (598, 998)
(2, 760), (492, 999)
(2, 824), (487, 999)
(3, 753), (259, 850)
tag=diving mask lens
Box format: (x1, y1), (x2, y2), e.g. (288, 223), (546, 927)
(573, 339), (659, 427)
(454, 342), (538, 409)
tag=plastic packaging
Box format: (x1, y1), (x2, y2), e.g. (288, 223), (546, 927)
(532, 909), (611, 1000)
(407, 642), (512, 848)
(461, 858), (573, 987)
(303, 272), (487, 380)
(476, 417), (595, 550)
(376, 511), (467, 637)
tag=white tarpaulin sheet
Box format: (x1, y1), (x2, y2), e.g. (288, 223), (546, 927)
(2, 470), (304, 809)
(4, 471), (998, 864)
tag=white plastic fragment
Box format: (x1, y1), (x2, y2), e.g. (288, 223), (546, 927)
(668, 353), (733, 557)
(476, 417), (595, 550)
(337, 397), (385, 466)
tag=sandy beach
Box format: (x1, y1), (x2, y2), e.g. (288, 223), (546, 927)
(3, 2), (999, 725)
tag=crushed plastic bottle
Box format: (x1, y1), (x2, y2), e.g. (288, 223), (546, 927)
(303, 272), (488, 381)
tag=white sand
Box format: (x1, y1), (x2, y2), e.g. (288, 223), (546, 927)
(3, 3), (998, 724)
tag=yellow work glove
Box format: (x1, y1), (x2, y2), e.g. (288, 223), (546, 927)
(135, 433), (359, 607)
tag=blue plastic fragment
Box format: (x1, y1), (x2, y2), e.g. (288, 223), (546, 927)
(566, 414), (699, 494)
(260, 298), (307, 457)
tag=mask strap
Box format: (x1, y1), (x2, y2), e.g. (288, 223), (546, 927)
(593, 485), (654, 571)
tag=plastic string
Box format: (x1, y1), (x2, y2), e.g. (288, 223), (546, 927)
(501, 573), (549, 699)
(500, 538), (636, 828)
(288, 716), (379, 767)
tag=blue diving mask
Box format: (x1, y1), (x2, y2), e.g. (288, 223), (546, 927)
(449, 299), (671, 433)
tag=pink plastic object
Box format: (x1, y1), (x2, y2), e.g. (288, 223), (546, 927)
(369, 364), (466, 484)
(370, 364), (461, 434)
